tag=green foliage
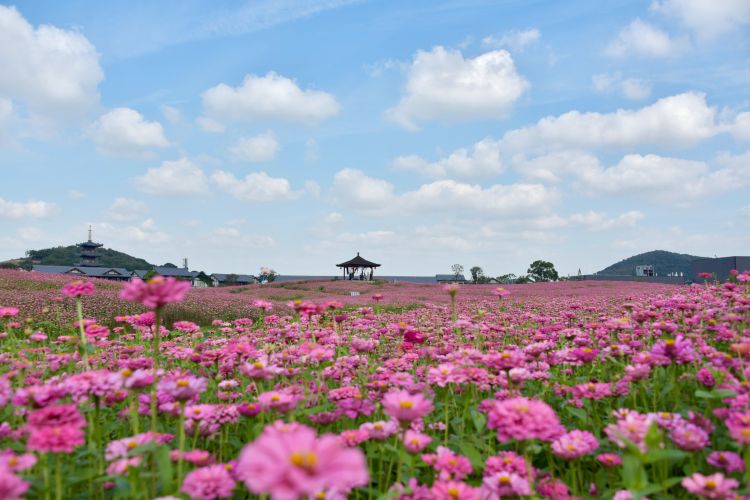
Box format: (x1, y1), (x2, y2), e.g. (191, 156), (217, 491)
(598, 250), (704, 276)
(514, 275), (532, 284)
(225, 273), (239, 285)
(21, 245), (153, 270)
(527, 260), (559, 282)
(495, 273), (516, 284)
(161, 262), (178, 268)
(469, 266), (489, 284)
(194, 271), (213, 287)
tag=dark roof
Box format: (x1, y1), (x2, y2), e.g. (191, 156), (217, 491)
(336, 253), (381, 268)
(154, 267), (194, 277)
(132, 270), (149, 278)
(33, 265), (130, 278)
(211, 273), (256, 283)
(435, 274), (467, 282)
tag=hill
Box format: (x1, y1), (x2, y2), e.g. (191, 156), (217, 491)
(1, 246), (154, 271)
(598, 250), (705, 277)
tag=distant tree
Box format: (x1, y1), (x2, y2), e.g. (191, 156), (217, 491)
(225, 273), (238, 286)
(496, 273), (517, 284)
(259, 267), (278, 284)
(451, 264), (464, 280)
(0, 262), (18, 269)
(143, 269), (158, 280)
(514, 275), (532, 284)
(527, 260), (559, 282)
(195, 271), (213, 287)
(470, 266), (489, 284)
(162, 262), (178, 268)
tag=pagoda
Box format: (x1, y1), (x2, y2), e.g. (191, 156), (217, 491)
(77, 226), (103, 267)
(336, 252), (380, 280)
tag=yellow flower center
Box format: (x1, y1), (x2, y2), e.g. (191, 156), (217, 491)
(399, 401), (414, 409)
(705, 480), (716, 490)
(253, 361), (264, 368)
(121, 368), (133, 378)
(127, 441), (138, 450)
(290, 451), (318, 470)
(176, 379), (189, 388)
(271, 394), (280, 402)
(499, 475), (511, 485)
(448, 487), (460, 498)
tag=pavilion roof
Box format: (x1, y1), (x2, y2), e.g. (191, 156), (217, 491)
(336, 253), (380, 268)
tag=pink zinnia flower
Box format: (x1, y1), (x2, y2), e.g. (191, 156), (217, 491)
(181, 464), (237, 500)
(681, 473), (738, 499)
(481, 472), (531, 499)
(551, 430), (598, 459)
(119, 276), (190, 309)
(235, 422), (369, 499)
(359, 420), (398, 441)
(596, 453), (622, 468)
(403, 430), (432, 453)
(0, 467), (29, 499)
(706, 451), (744, 473)
(0, 307), (19, 318)
(487, 397), (564, 443)
(173, 321), (201, 334)
(61, 280), (95, 298)
(158, 375), (207, 402)
(381, 390), (433, 423)
(430, 480), (478, 500)
(27, 425), (85, 453)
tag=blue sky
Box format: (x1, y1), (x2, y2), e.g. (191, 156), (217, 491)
(1, 0), (748, 276)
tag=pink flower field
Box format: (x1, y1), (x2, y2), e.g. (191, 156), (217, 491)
(0, 269), (749, 499)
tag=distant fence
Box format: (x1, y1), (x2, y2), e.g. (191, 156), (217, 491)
(575, 274), (686, 285)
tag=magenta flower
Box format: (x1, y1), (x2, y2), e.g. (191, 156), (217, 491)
(0, 308), (19, 318)
(430, 480), (478, 499)
(0, 467), (29, 500)
(492, 287), (511, 297)
(403, 430), (432, 453)
(487, 397), (564, 442)
(596, 453), (622, 468)
(551, 430), (599, 459)
(235, 422), (369, 498)
(381, 389), (433, 423)
(481, 471), (530, 498)
(158, 375), (208, 402)
(681, 473), (738, 499)
(706, 451), (745, 473)
(181, 464), (237, 500)
(119, 276), (190, 309)
(61, 280), (95, 298)
(27, 425), (85, 453)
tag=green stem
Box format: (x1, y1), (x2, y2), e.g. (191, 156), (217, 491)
(76, 298), (89, 370)
(55, 454), (62, 500)
(176, 402), (186, 492)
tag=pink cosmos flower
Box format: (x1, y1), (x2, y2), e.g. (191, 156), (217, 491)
(0, 450), (36, 472)
(61, 281), (95, 298)
(359, 420), (398, 441)
(235, 422), (369, 499)
(430, 480), (479, 500)
(551, 430), (599, 459)
(487, 397), (564, 443)
(681, 472), (738, 499)
(492, 287), (511, 297)
(0, 307), (19, 318)
(181, 464), (237, 500)
(119, 276), (190, 309)
(381, 390), (433, 423)
(0, 467), (29, 500)
(403, 430), (432, 453)
(706, 451), (744, 473)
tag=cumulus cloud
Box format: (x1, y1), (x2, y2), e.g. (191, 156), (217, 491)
(107, 197), (149, 222)
(0, 6), (103, 121)
(651, 0), (750, 39)
(730, 112), (750, 141)
(200, 72), (340, 128)
(161, 105), (183, 124)
(501, 92), (718, 153)
(90, 108), (169, 157)
(384, 46), (528, 130)
(331, 168), (557, 217)
(133, 158), (208, 195)
(594, 73), (652, 101)
(393, 138), (503, 178)
(211, 170), (301, 202)
(482, 28), (540, 51)
(0, 197), (57, 218)
(0, 98), (12, 146)
(568, 210), (645, 231)
(95, 219), (169, 244)
(605, 18), (687, 57)
(228, 131), (279, 162)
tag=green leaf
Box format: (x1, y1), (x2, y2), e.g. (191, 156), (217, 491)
(458, 442), (484, 469)
(565, 406), (587, 423)
(470, 409), (486, 433)
(154, 444), (174, 494)
(644, 423), (663, 450)
(622, 454), (648, 491)
(643, 449), (689, 464)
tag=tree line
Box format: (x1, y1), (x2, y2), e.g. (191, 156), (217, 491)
(451, 260), (560, 284)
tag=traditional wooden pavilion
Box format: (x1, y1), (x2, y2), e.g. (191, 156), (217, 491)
(336, 252), (381, 280)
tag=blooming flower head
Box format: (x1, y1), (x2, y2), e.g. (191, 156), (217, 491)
(551, 430), (599, 459)
(681, 472), (738, 499)
(235, 422), (369, 499)
(119, 276), (191, 309)
(158, 374), (207, 402)
(481, 471), (530, 499)
(422, 446), (473, 480)
(61, 281), (95, 298)
(181, 464), (237, 500)
(596, 453), (622, 468)
(706, 451), (744, 473)
(605, 410), (656, 452)
(487, 397), (564, 443)
(430, 480), (479, 500)
(0, 467), (29, 500)
(0, 308), (19, 318)
(492, 287), (510, 298)
(403, 430), (431, 453)
(381, 390), (433, 423)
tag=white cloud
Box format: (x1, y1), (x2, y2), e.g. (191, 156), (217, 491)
(730, 112), (750, 141)
(201, 72), (340, 127)
(304, 180), (321, 197)
(393, 137), (503, 178)
(90, 108), (169, 157)
(211, 170), (300, 202)
(0, 6), (103, 121)
(501, 92), (718, 152)
(107, 197), (149, 222)
(592, 73), (651, 100)
(228, 131), (279, 162)
(741, 204), (750, 218)
(651, 0), (750, 39)
(95, 219), (169, 244)
(17, 226), (45, 242)
(605, 18), (687, 57)
(482, 28), (540, 51)
(331, 168), (557, 217)
(0, 198), (57, 219)
(133, 158), (208, 195)
(568, 210), (645, 231)
(67, 190), (85, 200)
(385, 46), (528, 130)
(0, 98), (12, 146)
(161, 105), (182, 124)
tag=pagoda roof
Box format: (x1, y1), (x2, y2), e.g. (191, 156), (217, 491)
(336, 253), (380, 268)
